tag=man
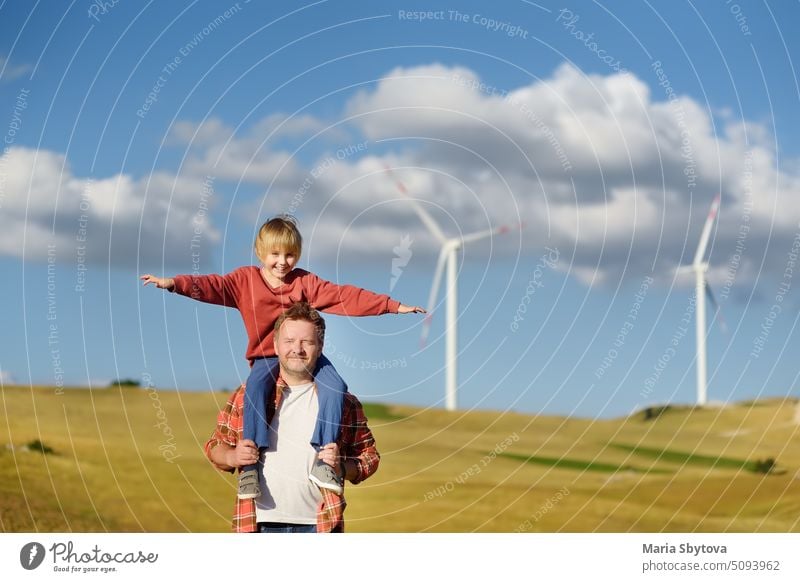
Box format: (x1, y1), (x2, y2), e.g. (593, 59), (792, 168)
(205, 302), (380, 533)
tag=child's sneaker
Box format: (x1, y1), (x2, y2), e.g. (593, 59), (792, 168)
(237, 469), (260, 499)
(308, 458), (343, 495)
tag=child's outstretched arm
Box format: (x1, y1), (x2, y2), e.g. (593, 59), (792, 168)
(140, 274), (175, 290)
(397, 304), (426, 314)
(141, 271), (239, 306)
(304, 272), (425, 317)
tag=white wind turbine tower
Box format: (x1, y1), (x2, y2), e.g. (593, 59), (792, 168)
(689, 193), (722, 407)
(386, 166), (514, 411)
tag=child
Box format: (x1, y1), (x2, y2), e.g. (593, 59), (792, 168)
(141, 215), (423, 499)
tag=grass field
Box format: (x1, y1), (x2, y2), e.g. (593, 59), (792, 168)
(2, 385), (800, 532)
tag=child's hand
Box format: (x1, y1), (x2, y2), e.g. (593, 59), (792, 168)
(398, 304), (426, 314)
(140, 274), (175, 290)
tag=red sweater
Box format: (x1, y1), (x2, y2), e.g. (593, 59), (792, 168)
(172, 266), (400, 362)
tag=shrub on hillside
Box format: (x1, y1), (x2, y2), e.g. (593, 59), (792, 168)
(110, 378), (141, 388)
(26, 439), (56, 454)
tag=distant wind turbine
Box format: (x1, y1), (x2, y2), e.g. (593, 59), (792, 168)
(686, 193), (722, 407)
(385, 166), (516, 411)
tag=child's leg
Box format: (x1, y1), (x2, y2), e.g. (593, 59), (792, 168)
(238, 357), (279, 500)
(310, 353), (347, 447)
(242, 357), (280, 472)
(307, 354), (346, 494)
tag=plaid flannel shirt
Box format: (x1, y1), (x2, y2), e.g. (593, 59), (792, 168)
(204, 381), (380, 533)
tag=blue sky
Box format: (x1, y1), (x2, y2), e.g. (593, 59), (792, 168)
(2, 0), (800, 418)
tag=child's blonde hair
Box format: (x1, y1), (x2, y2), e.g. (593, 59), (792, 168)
(254, 215), (303, 262)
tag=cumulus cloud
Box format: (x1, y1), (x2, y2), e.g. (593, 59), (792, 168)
(169, 113), (340, 148)
(0, 55), (31, 82)
(0, 369), (15, 385)
(0, 147), (220, 269)
(169, 113), (349, 186)
(10, 62), (796, 293)
(168, 118), (234, 146)
(259, 62), (797, 291)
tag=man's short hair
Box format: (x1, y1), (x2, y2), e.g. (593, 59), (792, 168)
(274, 302), (326, 343)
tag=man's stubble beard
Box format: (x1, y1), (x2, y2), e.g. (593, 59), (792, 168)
(279, 356), (316, 384)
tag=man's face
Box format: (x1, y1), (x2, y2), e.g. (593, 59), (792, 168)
(274, 318), (322, 382)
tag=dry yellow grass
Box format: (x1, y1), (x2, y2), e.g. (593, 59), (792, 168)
(2, 385), (799, 532)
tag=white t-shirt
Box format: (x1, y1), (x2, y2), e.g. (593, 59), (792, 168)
(255, 382), (322, 524)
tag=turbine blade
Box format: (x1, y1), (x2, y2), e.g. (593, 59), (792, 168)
(459, 222), (520, 245)
(693, 193), (722, 266)
(384, 165), (448, 243)
(420, 247), (448, 347)
(705, 282), (728, 333)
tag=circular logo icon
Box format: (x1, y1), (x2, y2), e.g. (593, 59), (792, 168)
(20, 542), (46, 570)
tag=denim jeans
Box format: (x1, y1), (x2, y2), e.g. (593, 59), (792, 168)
(242, 354), (347, 473)
(257, 522), (317, 533)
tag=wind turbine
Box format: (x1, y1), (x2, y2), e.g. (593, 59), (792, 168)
(689, 193), (722, 407)
(385, 166), (514, 411)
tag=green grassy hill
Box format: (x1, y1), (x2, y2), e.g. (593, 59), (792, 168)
(2, 385), (800, 532)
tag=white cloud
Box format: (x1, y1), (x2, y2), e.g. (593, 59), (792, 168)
(0, 369), (15, 385)
(0, 55), (31, 82)
(168, 118), (234, 146)
(184, 142), (305, 186)
(169, 114), (342, 149)
(9, 62), (797, 293)
(311, 62), (800, 290)
(0, 147), (220, 269)
(249, 113), (340, 140)
(169, 113), (349, 186)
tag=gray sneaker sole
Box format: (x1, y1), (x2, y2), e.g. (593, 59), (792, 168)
(308, 473), (343, 495)
(238, 470), (261, 499)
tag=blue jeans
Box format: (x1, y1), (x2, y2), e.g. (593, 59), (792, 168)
(257, 522), (317, 533)
(242, 354), (346, 472)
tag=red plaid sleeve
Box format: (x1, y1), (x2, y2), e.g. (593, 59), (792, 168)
(317, 393), (380, 533)
(204, 387), (259, 533)
(204, 387), (245, 473)
(339, 393), (380, 484)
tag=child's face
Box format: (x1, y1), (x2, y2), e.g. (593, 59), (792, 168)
(262, 247), (298, 281)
